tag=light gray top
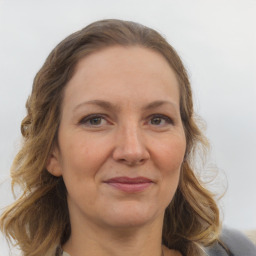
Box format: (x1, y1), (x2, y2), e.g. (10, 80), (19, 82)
(205, 227), (256, 255)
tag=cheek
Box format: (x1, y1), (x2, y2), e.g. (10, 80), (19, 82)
(60, 137), (106, 205)
(58, 133), (112, 191)
(154, 135), (186, 173)
(155, 137), (185, 206)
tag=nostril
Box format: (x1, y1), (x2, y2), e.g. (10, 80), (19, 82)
(118, 157), (147, 166)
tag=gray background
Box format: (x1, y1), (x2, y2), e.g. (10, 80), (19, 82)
(0, 0), (255, 254)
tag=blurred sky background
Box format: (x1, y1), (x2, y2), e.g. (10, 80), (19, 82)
(0, 0), (255, 254)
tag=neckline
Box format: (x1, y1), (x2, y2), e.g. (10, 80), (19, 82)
(62, 252), (71, 256)
(61, 248), (165, 256)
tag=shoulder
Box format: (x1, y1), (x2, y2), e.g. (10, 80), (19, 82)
(205, 227), (256, 256)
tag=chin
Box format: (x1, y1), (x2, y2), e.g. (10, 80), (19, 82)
(99, 203), (162, 228)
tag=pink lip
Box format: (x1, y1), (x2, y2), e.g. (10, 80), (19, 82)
(104, 176), (153, 193)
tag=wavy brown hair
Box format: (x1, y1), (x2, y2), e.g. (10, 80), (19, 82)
(0, 19), (221, 256)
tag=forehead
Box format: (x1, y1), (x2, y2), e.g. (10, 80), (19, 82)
(74, 45), (176, 80)
(63, 46), (180, 109)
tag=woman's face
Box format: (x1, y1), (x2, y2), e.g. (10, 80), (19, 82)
(48, 46), (186, 229)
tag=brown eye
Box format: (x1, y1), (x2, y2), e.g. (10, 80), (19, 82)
(89, 117), (102, 125)
(149, 114), (173, 126)
(79, 114), (107, 127)
(150, 117), (163, 125)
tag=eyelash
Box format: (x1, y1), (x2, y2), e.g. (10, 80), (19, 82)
(79, 114), (108, 126)
(78, 114), (174, 127)
(148, 114), (174, 126)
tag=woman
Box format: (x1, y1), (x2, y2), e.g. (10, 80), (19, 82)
(0, 19), (255, 256)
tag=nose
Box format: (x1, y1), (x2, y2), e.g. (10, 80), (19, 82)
(112, 125), (150, 166)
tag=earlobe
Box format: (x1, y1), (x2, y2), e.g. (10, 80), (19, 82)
(46, 149), (62, 177)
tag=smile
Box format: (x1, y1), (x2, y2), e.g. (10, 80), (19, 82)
(104, 176), (154, 193)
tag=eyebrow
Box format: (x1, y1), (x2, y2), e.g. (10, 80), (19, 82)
(73, 99), (178, 112)
(142, 100), (178, 111)
(73, 100), (120, 112)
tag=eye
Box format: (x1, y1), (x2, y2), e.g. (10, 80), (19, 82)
(148, 114), (174, 126)
(79, 114), (108, 127)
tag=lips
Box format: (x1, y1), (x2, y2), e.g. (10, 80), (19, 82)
(104, 176), (153, 193)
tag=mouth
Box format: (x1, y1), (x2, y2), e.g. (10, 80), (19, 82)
(103, 176), (154, 193)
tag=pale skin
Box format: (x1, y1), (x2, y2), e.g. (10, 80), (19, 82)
(47, 46), (185, 256)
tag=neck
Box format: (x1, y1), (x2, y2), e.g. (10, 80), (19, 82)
(63, 213), (165, 256)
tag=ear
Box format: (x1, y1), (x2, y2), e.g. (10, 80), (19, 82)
(46, 147), (63, 177)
